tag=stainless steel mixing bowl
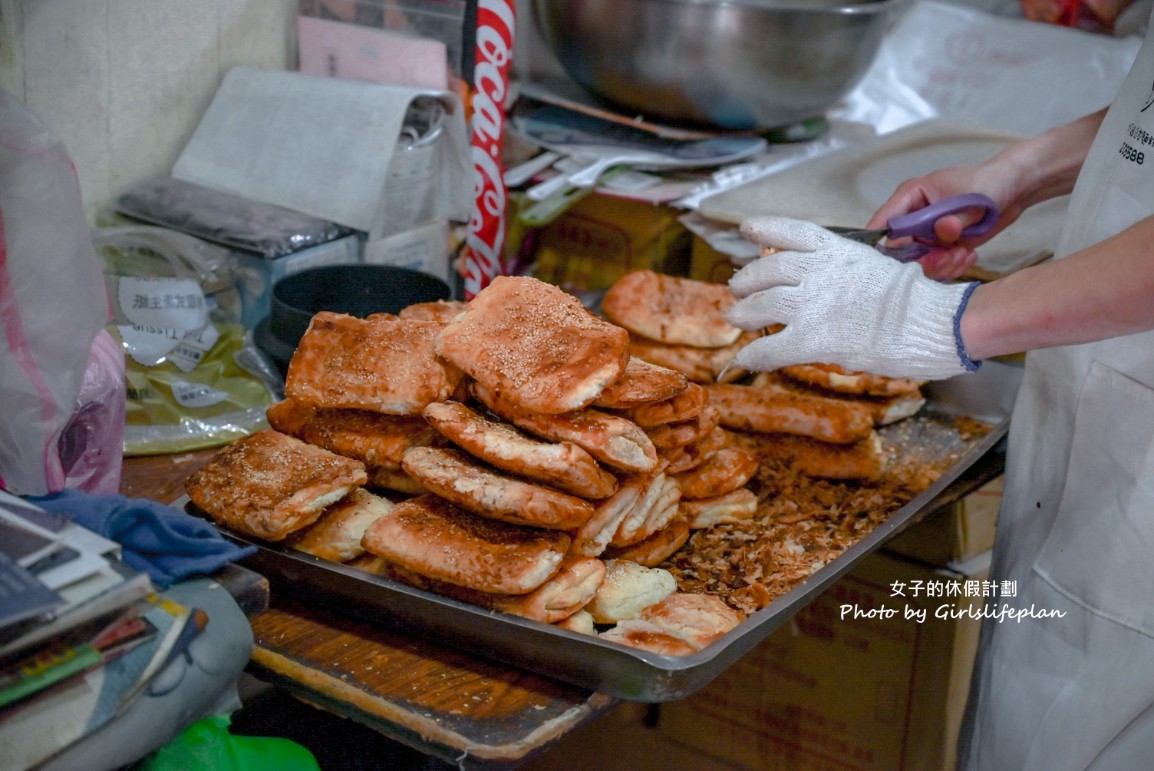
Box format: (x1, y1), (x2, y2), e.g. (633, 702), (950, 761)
(530, 0), (909, 130)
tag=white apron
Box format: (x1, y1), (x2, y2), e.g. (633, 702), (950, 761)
(959, 13), (1154, 770)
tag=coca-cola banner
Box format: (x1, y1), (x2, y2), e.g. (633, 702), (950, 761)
(460, 0), (516, 298)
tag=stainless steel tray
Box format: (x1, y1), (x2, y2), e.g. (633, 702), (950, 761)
(193, 360), (1022, 702)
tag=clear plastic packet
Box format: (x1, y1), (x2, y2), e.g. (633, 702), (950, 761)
(94, 226), (279, 455)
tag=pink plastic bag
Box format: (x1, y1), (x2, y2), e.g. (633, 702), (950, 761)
(0, 89), (116, 496)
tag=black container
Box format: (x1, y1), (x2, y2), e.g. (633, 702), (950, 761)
(254, 264), (452, 374)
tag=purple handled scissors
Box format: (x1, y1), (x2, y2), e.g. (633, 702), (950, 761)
(829, 193), (1000, 262)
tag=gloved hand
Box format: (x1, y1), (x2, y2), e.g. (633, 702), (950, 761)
(725, 216), (982, 381)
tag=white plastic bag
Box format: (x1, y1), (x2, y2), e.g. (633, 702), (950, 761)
(0, 89), (113, 496)
(833, 0), (1143, 136)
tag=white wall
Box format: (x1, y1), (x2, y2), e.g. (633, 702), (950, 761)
(0, 0), (297, 223)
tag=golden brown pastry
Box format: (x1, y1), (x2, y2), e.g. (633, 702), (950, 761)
(738, 430), (889, 482)
(681, 488), (760, 529)
(400, 446), (595, 530)
(626, 333), (754, 385)
(554, 609), (596, 635)
(602, 519), (690, 568)
(659, 426), (729, 475)
(672, 446), (759, 501)
(750, 370), (925, 427)
(598, 620), (699, 656)
(422, 401), (617, 500)
(705, 382), (875, 444)
(779, 362), (925, 397)
(585, 559), (678, 624)
(186, 429), (368, 542)
(638, 592), (745, 649)
(263, 397), (314, 436)
(869, 390), (928, 426)
(472, 382), (658, 475)
(396, 299), (469, 324)
(288, 488), (394, 562)
(361, 494), (570, 595)
(366, 466), (427, 496)
(285, 312), (463, 415)
(644, 405), (722, 450)
(569, 480), (644, 558)
(601, 270), (741, 348)
(592, 357), (689, 409)
(621, 382), (708, 427)
(436, 275), (629, 414)
(374, 555), (606, 624)
(611, 473), (681, 547)
(267, 398), (437, 471)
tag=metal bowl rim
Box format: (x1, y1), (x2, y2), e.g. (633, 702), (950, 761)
(533, 0), (911, 16)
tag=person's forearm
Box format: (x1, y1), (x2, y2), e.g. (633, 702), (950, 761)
(991, 109), (1107, 209)
(960, 215), (1154, 360)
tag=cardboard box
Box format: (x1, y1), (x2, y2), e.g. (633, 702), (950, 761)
(522, 703), (733, 771)
(886, 477), (1003, 566)
(299, 0), (468, 85)
(688, 232), (741, 285)
(297, 15), (451, 91)
(658, 550), (991, 771)
(528, 193), (692, 295)
(232, 234), (362, 329)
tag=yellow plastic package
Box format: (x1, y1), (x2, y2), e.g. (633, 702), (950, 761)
(95, 226), (278, 455)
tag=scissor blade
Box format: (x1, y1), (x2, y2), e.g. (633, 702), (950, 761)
(825, 226), (885, 245)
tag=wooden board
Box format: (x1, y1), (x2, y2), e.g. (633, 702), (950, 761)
(248, 598), (615, 766)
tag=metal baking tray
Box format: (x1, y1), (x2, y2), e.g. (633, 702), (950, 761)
(192, 360), (1022, 702)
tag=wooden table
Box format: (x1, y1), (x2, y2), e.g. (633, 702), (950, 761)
(121, 451), (618, 768)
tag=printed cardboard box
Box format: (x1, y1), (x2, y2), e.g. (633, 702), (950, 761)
(886, 477), (1003, 566)
(659, 550), (995, 771)
(688, 232), (740, 285)
(527, 193), (692, 295)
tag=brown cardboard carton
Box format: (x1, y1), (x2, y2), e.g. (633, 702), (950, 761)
(528, 194), (691, 295)
(688, 234), (740, 285)
(659, 550), (991, 771)
(886, 477), (1003, 566)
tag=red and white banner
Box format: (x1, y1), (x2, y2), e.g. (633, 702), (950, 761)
(460, 0), (516, 299)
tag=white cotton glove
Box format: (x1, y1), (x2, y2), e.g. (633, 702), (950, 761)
(725, 216), (982, 381)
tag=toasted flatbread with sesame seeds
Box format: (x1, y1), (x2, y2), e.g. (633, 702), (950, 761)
(593, 357), (689, 409)
(602, 270), (742, 348)
(267, 398), (438, 471)
(472, 381), (659, 475)
(186, 429), (367, 542)
(396, 299), (469, 324)
(361, 494), (570, 595)
(436, 276), (630, 415)
(285, 312), (463, 415)
(400, 446), (595, 530)
(422, 400), (617, 500)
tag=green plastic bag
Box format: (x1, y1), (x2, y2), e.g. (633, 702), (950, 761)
(141, 714), (319, 771)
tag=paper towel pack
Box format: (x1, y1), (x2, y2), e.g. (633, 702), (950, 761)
(172, 67), (470, 240)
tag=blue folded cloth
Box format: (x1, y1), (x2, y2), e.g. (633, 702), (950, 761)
(29, 489), (256, 589)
